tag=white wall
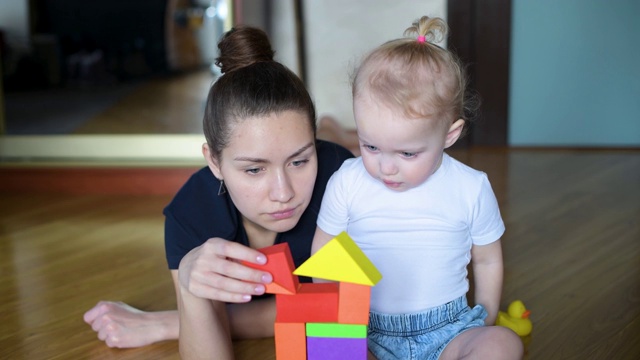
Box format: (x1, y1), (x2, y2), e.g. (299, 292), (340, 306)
(303, 0), (447, 128)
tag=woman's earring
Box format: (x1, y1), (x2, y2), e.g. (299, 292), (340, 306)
(217, 179), (226, 196)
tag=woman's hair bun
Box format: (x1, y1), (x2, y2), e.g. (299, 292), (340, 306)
(215, 26), (275, 74)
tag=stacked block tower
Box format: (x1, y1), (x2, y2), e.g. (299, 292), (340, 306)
(243, 231), (382, 360)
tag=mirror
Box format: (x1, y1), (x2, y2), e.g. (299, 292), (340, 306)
(1, 0), (231, 136)
(0, 0), (445, 162)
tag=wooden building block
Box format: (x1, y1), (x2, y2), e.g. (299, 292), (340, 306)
(241, 243), (299, 295)
(275, 283), (339, 323)
(293, 232), (382, 286)
(307, 336), (367, 360)
(339, 282), (371, 324)
(274, 322), (306, 360)
(306, 322), (367, 338)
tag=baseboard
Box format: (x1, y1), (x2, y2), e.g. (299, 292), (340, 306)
(0, 166), (202, 195)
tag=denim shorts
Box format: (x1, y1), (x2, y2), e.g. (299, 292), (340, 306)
(367, 296), (487, 360)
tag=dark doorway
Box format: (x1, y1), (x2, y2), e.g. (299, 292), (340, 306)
(448, 0), (512, 147)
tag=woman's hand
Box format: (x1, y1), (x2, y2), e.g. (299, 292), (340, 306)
(178, 237), (273, 303)
(176, 238), (274, 359)
(83, 301), (178, 348)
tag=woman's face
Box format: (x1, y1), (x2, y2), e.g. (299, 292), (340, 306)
(207, 110), (318, 240)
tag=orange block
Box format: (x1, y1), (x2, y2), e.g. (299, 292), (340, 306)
(276, 283), (339, 323)
(241, 243), (299, 295)
(274, 322), (306, 360)
(338, 282), (371, 325)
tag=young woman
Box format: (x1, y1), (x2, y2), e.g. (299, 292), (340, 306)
(84, 26), (353, 358)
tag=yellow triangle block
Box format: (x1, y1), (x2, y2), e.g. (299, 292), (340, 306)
(293, 232), (382, 286)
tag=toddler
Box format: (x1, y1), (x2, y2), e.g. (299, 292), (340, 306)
(311, 16), (523, 360)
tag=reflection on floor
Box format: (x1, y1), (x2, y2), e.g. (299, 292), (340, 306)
(4, 68), (214, 135)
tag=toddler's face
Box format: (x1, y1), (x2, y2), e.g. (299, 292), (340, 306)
(353, 94), (448, 192)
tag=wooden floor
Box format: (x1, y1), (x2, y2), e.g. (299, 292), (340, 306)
(1, 149), (639, 359)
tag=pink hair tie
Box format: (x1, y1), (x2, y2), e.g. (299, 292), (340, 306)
(417, 35), (426, 43)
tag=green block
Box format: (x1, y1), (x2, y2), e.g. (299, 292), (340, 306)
(305, 323), (367, 338)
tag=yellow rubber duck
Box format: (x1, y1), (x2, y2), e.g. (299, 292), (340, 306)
(496, 300), (532, 336)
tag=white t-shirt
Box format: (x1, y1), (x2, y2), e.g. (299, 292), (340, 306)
(317, 153), (505, 314)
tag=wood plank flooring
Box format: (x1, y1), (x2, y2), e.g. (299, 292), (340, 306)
(1, 149), (639, 359)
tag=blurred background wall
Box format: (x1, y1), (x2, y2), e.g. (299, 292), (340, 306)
(1, 0), (638, 147)
(303, 0), (639, 147)
(509, 0), (640, 147)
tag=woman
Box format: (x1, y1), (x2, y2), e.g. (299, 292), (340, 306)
(84, 26), (353, 357)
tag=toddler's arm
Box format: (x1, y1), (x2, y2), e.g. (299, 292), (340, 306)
(309, 227), (338, 283)
(471, 239), (504, 325)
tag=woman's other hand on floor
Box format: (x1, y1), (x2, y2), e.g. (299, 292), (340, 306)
(83, 301), (177, 348)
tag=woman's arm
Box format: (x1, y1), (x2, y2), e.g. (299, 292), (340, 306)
(175, 237), (276, 359)
(471, 239), (504, 325)
(175, 270), (234, 359)
(227, 297), (276, 339)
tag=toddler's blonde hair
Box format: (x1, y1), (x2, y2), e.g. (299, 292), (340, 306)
(352, 16), (476, 128)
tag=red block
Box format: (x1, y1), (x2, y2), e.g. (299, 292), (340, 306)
(274, 322), (306, 360)
(276, 283), (339, 323)
(339, 282), (371, 324)
(241, 243), (299, 294)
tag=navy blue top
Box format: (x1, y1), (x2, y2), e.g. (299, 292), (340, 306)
(163, 140), (354, 278)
